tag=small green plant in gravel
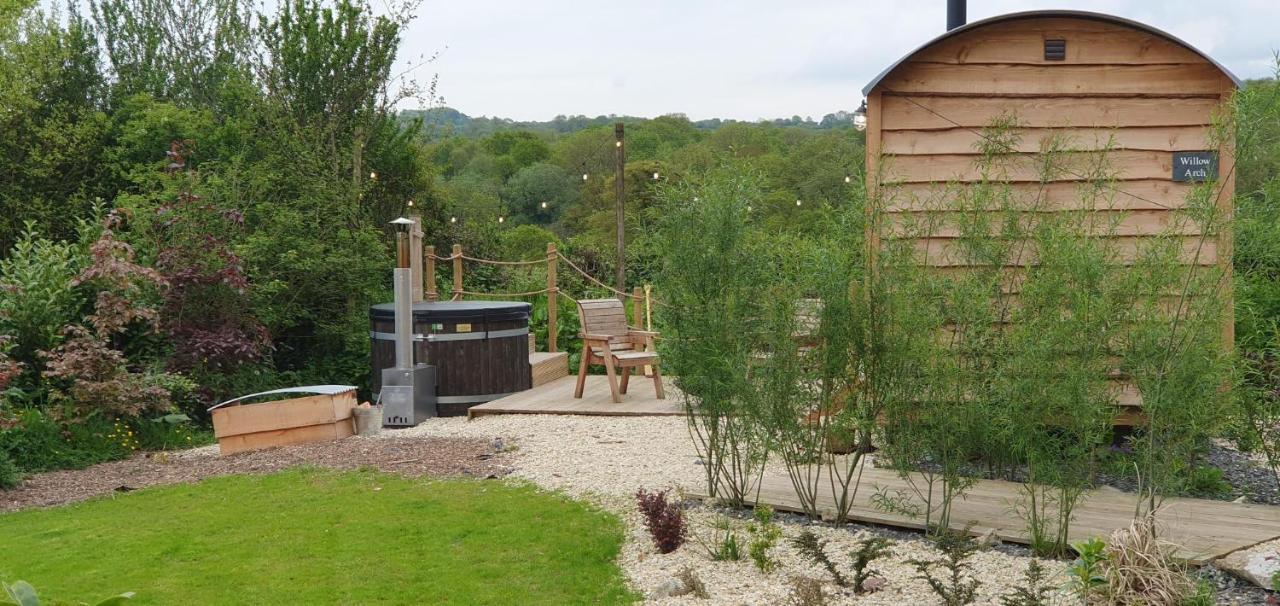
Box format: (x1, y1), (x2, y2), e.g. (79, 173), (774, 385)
(696, 515), (743, 561)
(792, 529), (892, 593)
(792, 530), (847, 587)
(909, 530), (980, 606)
(999, 560), (1053, 606)
(1184, 465), (1232, 499)
(1067, 537), (1108, 601)
(747, 505), (782, 572)
(849, 536), (892, 593)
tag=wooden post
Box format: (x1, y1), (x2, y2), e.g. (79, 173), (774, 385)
(633, 286), (650, 377)
(644, 284), (653, 331)
(546, 242), (558, 353)
(451, 244), (463, 301)
(409, 213), (424, 302)
(631, 286), (642, 326)
(425, 245), (438, 301)
(614, 122), (626, 295)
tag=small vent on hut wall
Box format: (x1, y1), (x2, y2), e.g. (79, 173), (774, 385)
(1044, 39), (1067, 61)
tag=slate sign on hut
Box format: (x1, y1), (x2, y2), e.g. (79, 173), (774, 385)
(862, 10), (1239, 423)
(1172, 151), (1219, 182)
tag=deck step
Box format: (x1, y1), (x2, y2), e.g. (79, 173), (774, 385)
(530, 351), (569, 387)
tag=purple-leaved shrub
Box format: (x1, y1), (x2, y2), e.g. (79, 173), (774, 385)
(635, 488), (686, 554)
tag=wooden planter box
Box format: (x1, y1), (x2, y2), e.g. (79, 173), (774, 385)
(211, 387), (357, 456)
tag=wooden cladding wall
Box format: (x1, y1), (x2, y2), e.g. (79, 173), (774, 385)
(865, 14), (1237, 421)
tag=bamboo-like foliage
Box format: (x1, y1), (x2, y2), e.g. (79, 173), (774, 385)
(1227, 61), (1280, 495)
(873, 112), (1231, 549)
(1118, 177), (1232, 522)
(654, 164), (772, 506)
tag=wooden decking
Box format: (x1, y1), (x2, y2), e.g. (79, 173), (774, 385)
(696, 464), (1280, 565)
(467, 375), (684, 418)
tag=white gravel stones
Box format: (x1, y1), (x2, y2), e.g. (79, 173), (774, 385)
(1217, 537), (1280, 589)
(385, 415), (1077, 605)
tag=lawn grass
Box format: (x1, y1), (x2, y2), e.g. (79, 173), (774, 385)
(0, 468), (636, 605)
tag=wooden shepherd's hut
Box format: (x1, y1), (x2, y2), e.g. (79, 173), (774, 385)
(862, 9), (1240, 423)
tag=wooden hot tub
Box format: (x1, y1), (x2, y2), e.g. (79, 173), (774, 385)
(369, 301), (532, 416)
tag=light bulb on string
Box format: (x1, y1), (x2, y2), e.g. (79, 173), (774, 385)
(652, 172), (659, 180)
(615, 141), (622, 148)
(844, 175), (851, 184)
(693, 196), (699, 202)
(582, 173), (588, 181)
(450, 216), (457, 224)
(540, 202), (548, 209)
(407, 199), (414, 208)
(796, 199), (802, 206)
(369, 171), (377, 180)
(498, 216), (505, 224)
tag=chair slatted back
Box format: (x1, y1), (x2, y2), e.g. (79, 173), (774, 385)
(577, 299), (630, 339)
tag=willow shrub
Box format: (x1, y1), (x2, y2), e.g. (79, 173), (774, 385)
(873, 116), (1231, 550)
(657, 164), (924, 521)
(654, 164), (773, 506)
(745, 204), (888, 522)
(1118, 180), (1232, 519)
(659, 114), (1234, 542)
(1231, 64), (1280, 492)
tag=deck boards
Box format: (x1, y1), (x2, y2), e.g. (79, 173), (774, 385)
(467, 375), (684, 418)
(695, 465), (1280, 564)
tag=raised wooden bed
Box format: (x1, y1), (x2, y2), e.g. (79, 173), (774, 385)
(210, 386), (358, 456)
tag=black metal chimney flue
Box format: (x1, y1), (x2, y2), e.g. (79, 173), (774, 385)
(947, 0), (966, 30)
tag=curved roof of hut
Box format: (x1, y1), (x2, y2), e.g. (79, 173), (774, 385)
(862, 10), (1242, 96)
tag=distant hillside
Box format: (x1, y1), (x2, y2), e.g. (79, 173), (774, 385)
(400, 107), (863, 138)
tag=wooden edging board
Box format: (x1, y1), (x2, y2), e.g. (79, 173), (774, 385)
(212, 390), (357, 456)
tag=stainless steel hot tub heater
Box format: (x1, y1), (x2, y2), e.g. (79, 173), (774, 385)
(379, 217), (437, 427)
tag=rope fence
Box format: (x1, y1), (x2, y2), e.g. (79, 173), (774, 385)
(421, 242), (658, 353)
(555, 252), (642, 300)
(459, 288), (551, 297)
(460, 255), (544, 266)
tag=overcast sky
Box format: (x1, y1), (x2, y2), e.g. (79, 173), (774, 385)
(399, 0), (1280, 121)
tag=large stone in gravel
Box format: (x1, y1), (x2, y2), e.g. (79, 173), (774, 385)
(648, 577), (690, 599)
(1217, 538), (1280, 589)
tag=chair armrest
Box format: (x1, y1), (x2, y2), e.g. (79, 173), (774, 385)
(627, 330), (660, 337)
(582, 333), (616, 342)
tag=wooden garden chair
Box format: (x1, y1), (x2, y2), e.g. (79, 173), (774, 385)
(573, 298), (665, 403)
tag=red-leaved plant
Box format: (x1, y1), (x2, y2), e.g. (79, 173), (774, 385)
(42, 326), (172, 418)
(635, 488), (687, 554)
(40, 212), (177, 420)
(155, 140), (270, 373)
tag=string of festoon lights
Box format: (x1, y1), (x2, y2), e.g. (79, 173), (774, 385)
(435, 129), (861, 225)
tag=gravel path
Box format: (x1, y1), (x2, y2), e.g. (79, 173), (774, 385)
(0, 436), (508, 513)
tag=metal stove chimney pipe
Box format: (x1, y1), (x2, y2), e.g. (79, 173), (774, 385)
(947, 0), (966, 30)
(389, 217), (415, 370)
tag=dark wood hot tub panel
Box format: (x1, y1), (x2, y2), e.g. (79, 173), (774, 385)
(370, 302), (532, 416)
